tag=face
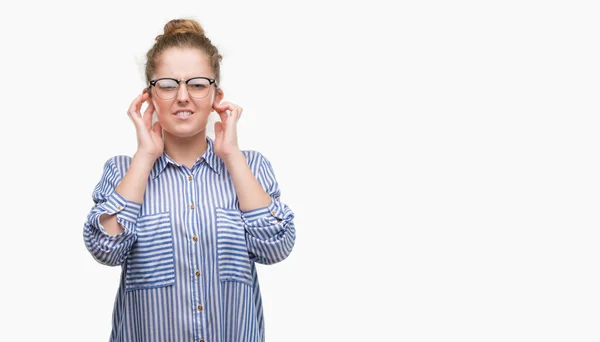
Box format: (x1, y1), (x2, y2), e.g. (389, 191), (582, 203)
(150, 47), (223, 139)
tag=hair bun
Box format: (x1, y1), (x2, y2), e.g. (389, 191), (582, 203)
(155, 19), (205, 41)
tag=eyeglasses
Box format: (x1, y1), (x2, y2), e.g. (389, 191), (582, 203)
(149, 77), (218, 100)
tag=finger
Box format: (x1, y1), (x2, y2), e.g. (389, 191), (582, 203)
(216, 110), (229, 125)
(230, 105), (242, 121)
(143, 101), (155, 128)
(127, 94), (143, 119)
(214, 121), (223, 138)
(153, 121), (162, 136)
(214, 103), (230, 124)
(213, 101), (233, 115)
(212, 101), (226, 112)
(214, 101), (243, 124)
(223, 105), (242, 127)
(128, 92), (149, 119)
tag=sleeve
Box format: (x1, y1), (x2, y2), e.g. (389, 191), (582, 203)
(82, 157), (141, 267)
(240, 154), (296, 265)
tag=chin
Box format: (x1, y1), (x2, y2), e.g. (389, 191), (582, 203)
(164, 126), (207, 139)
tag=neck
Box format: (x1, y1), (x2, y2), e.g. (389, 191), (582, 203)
(163, 131), (208, 168)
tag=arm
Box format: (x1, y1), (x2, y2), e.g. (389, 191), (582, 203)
(224, 151), (296, 265)
(83, 155), (151, 266)
(84, 90), (162, 266)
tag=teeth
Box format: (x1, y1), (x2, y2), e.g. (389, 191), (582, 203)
(176, 111), (192, 116)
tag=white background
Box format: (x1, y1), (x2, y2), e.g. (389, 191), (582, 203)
(0, 0), (599, 341)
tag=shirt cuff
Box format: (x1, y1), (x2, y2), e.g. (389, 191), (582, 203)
(97, 191), (142, 235)
(240, 199), (283, 228)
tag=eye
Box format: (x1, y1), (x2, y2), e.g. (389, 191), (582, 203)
(189, 83), (208, 89)
(188, 78), (210, 89)
(156, 80), (178, 90)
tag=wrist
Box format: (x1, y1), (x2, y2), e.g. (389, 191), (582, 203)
(222, 150), (245, 168)
(132, 151), (158, 169)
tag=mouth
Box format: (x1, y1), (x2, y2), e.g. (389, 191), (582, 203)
(173, 110), (194, 119)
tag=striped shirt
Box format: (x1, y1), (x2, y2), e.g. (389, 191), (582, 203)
(83, 137), (296, 342)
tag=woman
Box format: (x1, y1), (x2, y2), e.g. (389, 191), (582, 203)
(83, 18), (296, 342)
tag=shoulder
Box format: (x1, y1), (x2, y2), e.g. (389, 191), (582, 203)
(240, 149), (275, 175)
(101, 155), (133, 177)
(241, 149), (266, 166)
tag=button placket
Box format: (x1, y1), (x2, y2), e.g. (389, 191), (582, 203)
(186, 170), (206, 341)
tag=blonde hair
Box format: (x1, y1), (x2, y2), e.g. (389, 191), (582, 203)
(145, 18), (222, 87)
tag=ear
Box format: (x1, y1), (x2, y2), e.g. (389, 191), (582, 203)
(150, 95), (159, 116)
(146, 86), (156, 106)
(213, 88), (224, 108)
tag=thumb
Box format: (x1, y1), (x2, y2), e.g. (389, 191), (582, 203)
(128, 112), (145, 133)
(153, 121), (162, 136)
(214, 121), (223, 138)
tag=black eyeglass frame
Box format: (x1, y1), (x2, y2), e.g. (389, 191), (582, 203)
(148, 77), (218, 99)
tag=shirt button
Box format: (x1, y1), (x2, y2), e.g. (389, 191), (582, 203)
(198, 305), (203, 311)
(192, 236), (198, 242)
(200, 340), (205, 342)
(190, 204), (195, 209)
(117, 205), (122, 210)
(271, 211), (277, 216)
(188, 175), (193, 181)
(196, 271), (201, 277)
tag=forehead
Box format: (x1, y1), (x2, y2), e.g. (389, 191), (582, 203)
(154, 47), (212, 79)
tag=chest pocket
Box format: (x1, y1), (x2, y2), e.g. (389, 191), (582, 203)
(125, 212), (175, 291)
(216, 208), (253, 286)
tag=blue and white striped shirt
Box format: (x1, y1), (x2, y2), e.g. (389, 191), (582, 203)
(83, 137), (296, 342)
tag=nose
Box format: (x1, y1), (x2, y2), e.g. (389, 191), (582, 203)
(176, 82), (190, 103)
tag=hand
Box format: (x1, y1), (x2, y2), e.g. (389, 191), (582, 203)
(213, 101), (242, 159)
(127, 89), (164, 161)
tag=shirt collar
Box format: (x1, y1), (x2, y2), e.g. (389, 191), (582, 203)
(202, 136), (222, 174)
(150, 136), (222, 179)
